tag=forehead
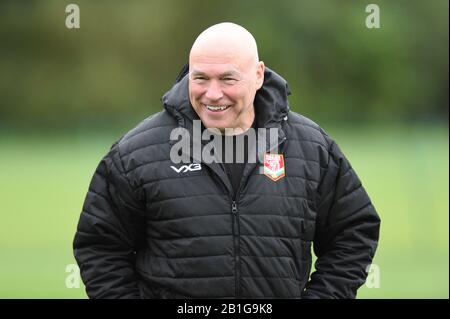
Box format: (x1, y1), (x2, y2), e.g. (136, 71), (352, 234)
(190, 66), (241, 79)
(189, 54), (248, 78)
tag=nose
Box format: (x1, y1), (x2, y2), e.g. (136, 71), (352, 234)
(204, 80), (224, 101)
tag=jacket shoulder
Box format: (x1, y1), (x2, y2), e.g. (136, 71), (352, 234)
(285, 111), (330, 149)
(115, 110), (178, 158)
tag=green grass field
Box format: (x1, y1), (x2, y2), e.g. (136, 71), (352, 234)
(0, 124), (448, 298)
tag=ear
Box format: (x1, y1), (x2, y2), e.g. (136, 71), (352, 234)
(256, 61), (265, 89)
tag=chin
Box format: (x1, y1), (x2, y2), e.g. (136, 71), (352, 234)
(204, 121), (227, 130)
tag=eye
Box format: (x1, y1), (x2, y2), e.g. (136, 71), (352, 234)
(191, 74), (208, 82)
(223, 78), (237, 84)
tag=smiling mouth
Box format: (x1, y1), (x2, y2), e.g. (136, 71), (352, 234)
(204, 104), (231, 112)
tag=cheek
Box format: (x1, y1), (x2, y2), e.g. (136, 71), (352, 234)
(225, 87), (246, 102)
(234, 87), (255, 107)
(189, 85), (204, 100)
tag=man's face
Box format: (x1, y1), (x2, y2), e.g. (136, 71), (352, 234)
(189, 54), (264, 133)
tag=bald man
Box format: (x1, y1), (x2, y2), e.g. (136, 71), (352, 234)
(74, 23), (380, 299)
(188, 23), (264, 133)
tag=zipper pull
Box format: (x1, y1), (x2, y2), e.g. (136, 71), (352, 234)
(231, 201), (238, 214)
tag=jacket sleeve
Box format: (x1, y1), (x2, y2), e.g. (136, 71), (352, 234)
(302, 137), (381, 299)
(73, 142), (146, 299)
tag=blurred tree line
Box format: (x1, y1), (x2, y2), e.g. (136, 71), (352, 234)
(0, 0), (448, 130)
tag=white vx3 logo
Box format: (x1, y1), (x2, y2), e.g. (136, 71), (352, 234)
(170, 163), (202, 173)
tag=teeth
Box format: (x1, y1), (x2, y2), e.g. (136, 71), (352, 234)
(205, 105), (229, 111)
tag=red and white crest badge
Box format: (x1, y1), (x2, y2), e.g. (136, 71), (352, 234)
(263, 153), (285, 181)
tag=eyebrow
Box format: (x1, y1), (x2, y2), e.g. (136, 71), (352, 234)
(190, 70), (241, 78)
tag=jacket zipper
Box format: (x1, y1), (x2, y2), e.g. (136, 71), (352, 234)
(231, 200), (240, 298)
(230, 134), (287, 299)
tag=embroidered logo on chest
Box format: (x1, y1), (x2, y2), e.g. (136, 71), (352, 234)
(263, 153), (285, 181)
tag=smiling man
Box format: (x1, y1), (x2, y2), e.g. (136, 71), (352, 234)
(74, 22), (380, 299)
(188, 23), (264, 134)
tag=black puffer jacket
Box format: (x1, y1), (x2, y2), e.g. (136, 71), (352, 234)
(73, 66), (380, 299)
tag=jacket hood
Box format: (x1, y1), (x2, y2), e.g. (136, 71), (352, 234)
(162, 63), (291, 129)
